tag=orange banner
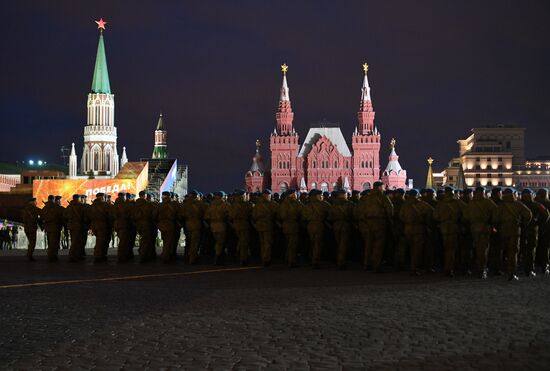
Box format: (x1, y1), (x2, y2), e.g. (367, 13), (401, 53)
(33, 162), (149, 207)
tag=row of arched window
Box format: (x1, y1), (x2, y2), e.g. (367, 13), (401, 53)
(311, 160), (350, 169)
(278, 161), (291, 169)
(360, 160), (373, 168)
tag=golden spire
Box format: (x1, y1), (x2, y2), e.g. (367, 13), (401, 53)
(390, 138), (396, 149)
(362, 62), (369, 74)
(426, 157), (434, 189)
(256, 139), (261, 151)
(281, 63), (288, 75)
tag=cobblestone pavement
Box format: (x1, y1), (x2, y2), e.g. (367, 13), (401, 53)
(1, 249), (549, 370)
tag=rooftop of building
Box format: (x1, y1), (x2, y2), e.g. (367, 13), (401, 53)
(0, 162), (68, 175)
(298, 126), (352, 157)
(472, 123), (525, 130)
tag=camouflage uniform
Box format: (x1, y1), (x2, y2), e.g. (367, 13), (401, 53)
(252, 196), (278, 264)
(205, 197), (231, 262)
(112, 196), (132, 262)
(229, 196), (253, 263)
(534, 190), (550, 273)
(64, 198), (87, 261)
(433, 192), (463, 275)
(493, 192), (532, 278)
(156, 198), (179, 263)
(87, 198), (113, 260)
(519, 191), (550, 275)
(179, 197), (206, 264)
(488, 189), (504, 274)
(303, 194), (330, 267)
(133, 197), (158, 262)
(22, 202), (41, 260)
(390, 192), (407, 270)
(464, 191), (497, 277)
(328, 197), (354, 268)
(399, 194), (434, 274)
(355, 189), (393, 271)
(278, 196), (303, 266)
(420, 190), (439, 271)
(41, 200), (65, 261)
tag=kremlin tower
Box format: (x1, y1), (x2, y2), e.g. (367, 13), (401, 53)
(269, 64), (300, 192)
(245, 140), (269, 192)
(69, 19), (126, 178)
(248, 62), (409, 193)
(381, 138), (407, 190)
(152, 113), (168, 159)
(351, 63), (381, 190)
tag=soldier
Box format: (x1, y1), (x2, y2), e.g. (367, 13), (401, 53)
(112, 193), (132, 263)
(278, 189), (303, 267)
(126, 193), (138, 259)
(87, 193), (113, 263)
(64, 194), (87, 262)
(390, 189), (407, 271)
(399, 189), (434, 275)
(420, 188), (439, 271)
(433, 187), (462, 277)
(488, 187), (504, 275)
(80, 195), (91, 255)
(252, 189), (278, 267)
(156, 191), (179, 263)
(41, 195), (65, 262)
(464, 186), (497, 278)
(229, 189), (253, 265)
(457, 189), (473, 274)
(170, 193), (183, 259)
(179, 190), (206, 264)
(493, 188), (532, 280)
(133, 191), (158, 263)
(519, 188), (550, 277)
(303, 189), (330, 269)
(205, 191), (231, 265)
(22, 197), (41, 261)
(535, 188), (550, 275)
(328, 189), (353, 269)
(355, 181), (393, 272)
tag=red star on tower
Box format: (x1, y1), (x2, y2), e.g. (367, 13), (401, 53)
(95, 18), (107, 31)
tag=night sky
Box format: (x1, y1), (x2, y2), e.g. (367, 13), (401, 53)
(2, 1), (550, 191)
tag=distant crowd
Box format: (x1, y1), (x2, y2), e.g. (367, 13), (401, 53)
(20, 181), (550, 281)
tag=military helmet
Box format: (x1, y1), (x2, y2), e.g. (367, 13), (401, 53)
(537, 188), (548, 195)
(407, 189), (419, 197)
(521, 188), (533, 195)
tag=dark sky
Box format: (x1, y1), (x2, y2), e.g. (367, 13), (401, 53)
(2, 1), (550, 191)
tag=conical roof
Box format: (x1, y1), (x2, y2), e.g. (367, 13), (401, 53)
(456, 161), (466, 189)
(383, 139), (404, 175)
(91, 32), (111, 94)
(425, 158), (434, 189)
(249, 140), (265, 173)
(156, 113), (165, 131)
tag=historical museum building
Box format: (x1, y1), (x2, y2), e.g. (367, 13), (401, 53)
(245, 64), (408, 193)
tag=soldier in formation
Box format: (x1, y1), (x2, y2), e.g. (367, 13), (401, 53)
(20, 185), (550, 281)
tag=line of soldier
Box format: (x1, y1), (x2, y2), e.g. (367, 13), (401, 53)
(21, 181), (550, 281)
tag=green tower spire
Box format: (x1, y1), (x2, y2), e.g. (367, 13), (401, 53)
(91, 31), (111, 94)
(152, 113), (168, 159)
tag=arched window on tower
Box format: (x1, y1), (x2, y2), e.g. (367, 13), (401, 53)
(105, 149), (111, 172)
(93, 151), (99, 171)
